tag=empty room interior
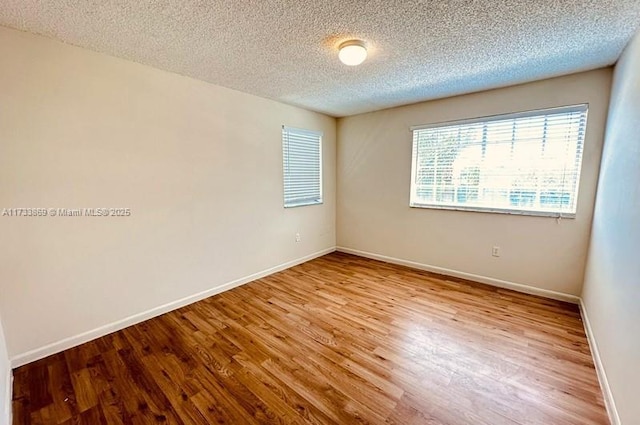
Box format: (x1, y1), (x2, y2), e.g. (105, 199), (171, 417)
(1, 1), (639, 424)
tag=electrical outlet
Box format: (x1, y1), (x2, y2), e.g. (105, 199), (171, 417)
(295, 232), (301, 242)
(492, 246), (500, 257)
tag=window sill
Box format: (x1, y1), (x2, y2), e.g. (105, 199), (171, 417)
(409, 203), (576, 219)
(284, 200), (323, 209)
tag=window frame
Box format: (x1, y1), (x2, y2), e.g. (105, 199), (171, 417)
(409, 104), (589, 218)
(282, 125), (324, 208)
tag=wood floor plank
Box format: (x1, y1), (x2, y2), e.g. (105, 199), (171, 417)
(12, 252), (609, 424)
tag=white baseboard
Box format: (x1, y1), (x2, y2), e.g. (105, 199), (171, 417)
(336, 246), (580, 304)
(579, 300), (620, 425)
(10, 247), (336, 368)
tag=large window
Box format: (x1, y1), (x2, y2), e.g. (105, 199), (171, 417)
(282, 126), (323, 208)
(410, 105), (588, 217)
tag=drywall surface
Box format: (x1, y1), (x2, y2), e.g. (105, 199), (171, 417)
(0, 27), (336, 358)
(582, 30), (640, 425)
(0, 315), (9, 425)
(337, 69), (611, 296)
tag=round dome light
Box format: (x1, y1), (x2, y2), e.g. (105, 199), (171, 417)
(338, 40), (367, 66)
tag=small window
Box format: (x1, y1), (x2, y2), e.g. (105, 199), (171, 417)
(410, 104), (588, 217)
(282, 126), (323, 208)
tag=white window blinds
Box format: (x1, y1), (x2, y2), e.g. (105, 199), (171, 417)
(282, 126), (323, 208)
(410, 104), (588, 217)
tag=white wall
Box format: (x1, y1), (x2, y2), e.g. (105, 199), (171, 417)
(581, 30), (640, 425)
(0, 27), (336, 360)
(0, 315), (9, 425)
(337, 70), (611, 297)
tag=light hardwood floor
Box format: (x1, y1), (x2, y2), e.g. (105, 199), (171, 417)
(12, 252), (608, 424)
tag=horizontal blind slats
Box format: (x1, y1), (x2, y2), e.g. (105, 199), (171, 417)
(410, 104), (588, 216)
(283, 126), (323, 208)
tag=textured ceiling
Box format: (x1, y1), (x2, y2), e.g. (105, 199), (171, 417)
(1, 1), (639, 117)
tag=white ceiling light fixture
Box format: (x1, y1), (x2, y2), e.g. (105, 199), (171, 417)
(338, 40), (367, 66)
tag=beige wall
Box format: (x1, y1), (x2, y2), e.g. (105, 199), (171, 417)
(582, 31), (640, 425)
(0, 27), (336, 359)
(337, 69), (611, 297)
(0, 315), (8, 425)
